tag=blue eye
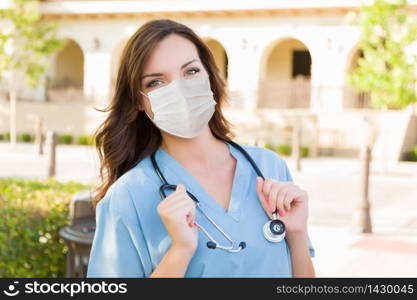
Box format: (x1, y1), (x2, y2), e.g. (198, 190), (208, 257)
(146, 79), (163, 88)
(187, 68), (200, 75)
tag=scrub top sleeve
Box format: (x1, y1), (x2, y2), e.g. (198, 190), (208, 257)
(281, 157), (294, 182)
(86, 192), (145, 278)
(274, 152), (315, 258)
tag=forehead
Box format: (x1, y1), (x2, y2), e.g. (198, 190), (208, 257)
(143, 34), (200, 74)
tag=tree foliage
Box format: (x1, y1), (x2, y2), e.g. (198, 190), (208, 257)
(348, 0), (417, 109)
(0, 0), (65, 89)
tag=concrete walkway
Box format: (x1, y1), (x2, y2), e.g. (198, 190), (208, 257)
(1, 141), (416, 277)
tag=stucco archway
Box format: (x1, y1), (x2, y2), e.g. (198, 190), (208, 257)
(48, 38), (84, 101)
(259, 38), (311, 109)
(204, 38), (228, 81)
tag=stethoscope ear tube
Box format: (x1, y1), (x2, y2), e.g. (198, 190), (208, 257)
(159, 184), (199, 203)
(227, 141), (264, 180)
(229, 141), (287, 243)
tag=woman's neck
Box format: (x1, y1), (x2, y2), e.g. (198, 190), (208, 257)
(160, 127), (229, 170)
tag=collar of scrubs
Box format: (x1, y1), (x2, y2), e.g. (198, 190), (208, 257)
(154, 141), (253, 222)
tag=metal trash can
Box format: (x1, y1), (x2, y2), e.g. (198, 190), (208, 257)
(59, 189), (96, 278)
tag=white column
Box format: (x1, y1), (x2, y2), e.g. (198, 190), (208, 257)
(226, 39), (262, 112)
(310, 44), (346, 113)
(84, 50), (112, 104)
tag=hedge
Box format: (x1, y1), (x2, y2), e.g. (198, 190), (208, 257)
(264, 143), (310, 158)
(19, 133), (33, 143)
(59, 134), (73, 145)
(77, 135), (95, 146)
(404, 145), (417, 161)
(0, 178), (92, 277)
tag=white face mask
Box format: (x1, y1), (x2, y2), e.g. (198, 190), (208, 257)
(140, 74), (216, 139)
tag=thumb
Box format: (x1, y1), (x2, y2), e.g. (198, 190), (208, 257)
(256, 176), (272, 219)
(176, 184), (186, 192)
(256, 176), (265, 200)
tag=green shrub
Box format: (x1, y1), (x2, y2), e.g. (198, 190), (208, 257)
(264, 143), (275, 151)
(59, 134), (73, 145)
(301, 146), (309, 158)
(77, 135), (94, 146)
(2, 132), (10, 141)
(0, 178), (92, 277)
(277, 144), (292, 156)
(404, 145), (417, 161)
(264, 143), (309, 158)
(19, 132), (33, 143)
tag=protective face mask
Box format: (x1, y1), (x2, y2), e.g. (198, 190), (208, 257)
(140, 74), (216, 139)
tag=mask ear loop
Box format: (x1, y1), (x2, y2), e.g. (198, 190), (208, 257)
(139, 90), (147, 98)
(139, 90), (154, 121)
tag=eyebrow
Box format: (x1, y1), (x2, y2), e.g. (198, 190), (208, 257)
(141, 59), (200, 80)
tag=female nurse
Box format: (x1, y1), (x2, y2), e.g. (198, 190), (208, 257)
(86, 19), (315, 278)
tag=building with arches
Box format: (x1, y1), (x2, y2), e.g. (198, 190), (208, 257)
(0, 0), (416, 161)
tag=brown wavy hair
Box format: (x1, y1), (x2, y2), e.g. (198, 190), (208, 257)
(92, 19), (234, 208)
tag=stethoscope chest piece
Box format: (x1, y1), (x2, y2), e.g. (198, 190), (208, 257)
(263, 213), (286, 243)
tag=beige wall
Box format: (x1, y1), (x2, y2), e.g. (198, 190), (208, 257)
(110, 39), (129, 95)
(1, 98), (415, 162)
(316, 110), (414, 160)
(399, 114), (417, 159)
(224, 108), (415, 161)
(0, 99), (106, 138)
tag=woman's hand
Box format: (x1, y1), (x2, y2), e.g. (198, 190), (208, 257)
(256, 177), (309, 234)
(157, 184), (199, 255)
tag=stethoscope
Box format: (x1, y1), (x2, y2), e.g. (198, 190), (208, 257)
(150, 140), (286, 253)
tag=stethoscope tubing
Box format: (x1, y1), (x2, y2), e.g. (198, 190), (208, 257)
(150, 140), (285, 252)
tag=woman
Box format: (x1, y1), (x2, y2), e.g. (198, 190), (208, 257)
(86, 19), (315, 278)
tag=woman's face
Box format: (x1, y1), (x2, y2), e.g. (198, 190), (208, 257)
(140, 34), (208, 118)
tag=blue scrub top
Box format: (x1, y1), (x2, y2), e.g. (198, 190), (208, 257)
(86, 142), (315, 278)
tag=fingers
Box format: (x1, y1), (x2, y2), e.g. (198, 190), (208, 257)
(176, 184), (185, 192)
(275, 185), (288, 216)
(157, 184), (196, 227)
(283, 192), (292, 212)
(283, 188), (298, 212)
(256, 177), (265, 201)
(258, 178), (300, 217)
(284, 188), (307, 210)
(262, 178), (275, 203)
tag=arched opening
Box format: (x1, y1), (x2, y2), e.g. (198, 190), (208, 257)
(204, 38), (228, 81)
(47, 39), (84, 101)
(345, 48), (372, 109)
(259, 38), (311, 109)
